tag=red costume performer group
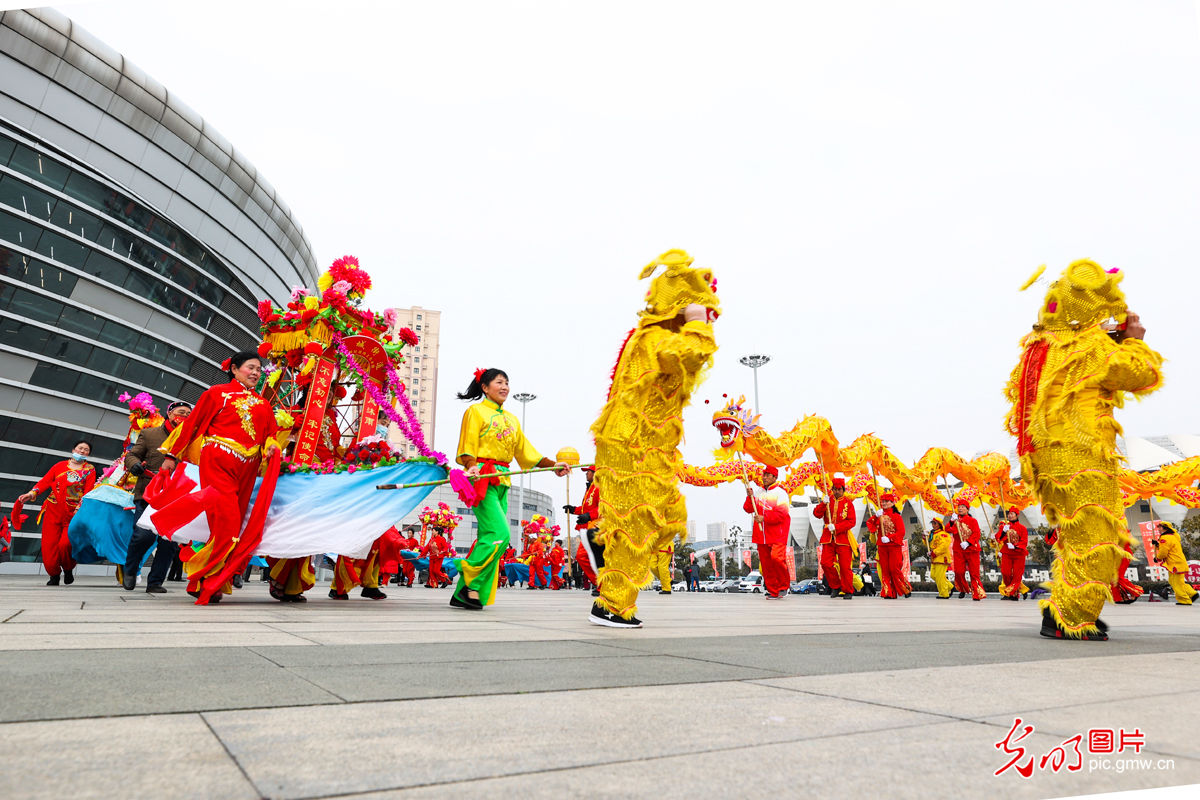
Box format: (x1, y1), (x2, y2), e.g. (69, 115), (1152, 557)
(813, 477), (856, 599)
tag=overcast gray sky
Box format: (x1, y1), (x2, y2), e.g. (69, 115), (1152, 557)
(41, 0), (1200, 533)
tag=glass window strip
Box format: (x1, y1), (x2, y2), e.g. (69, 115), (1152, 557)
(0, 277), (229, 385)
(0, 310), (205, 393)
(0, 203), (258, 340)
(0, 126), (296, 304)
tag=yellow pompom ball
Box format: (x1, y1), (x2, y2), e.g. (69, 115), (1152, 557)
(556, 446), (580, 466)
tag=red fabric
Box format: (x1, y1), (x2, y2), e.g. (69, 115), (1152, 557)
(1015, 339), (1050, 456)
(575, 540), (596, 585)
(471, 459), (508, 504)
(1045, 529), (1058, 547)
(181, 446), (258, 600)
(1111, 547), (1144, 602)
(9, 498), (27, 531)
(812, 497), (856, 545)
(196, 450), (282, 604)
(575, 482), (599, 530)
(423, 533), (449, 586)
(31, 461), (96, 516)
(1000, 551), (1026, 597)
(0, 517), (10, 552)
(820, 541), (854, 594)
(947, 519), (986, 599)
(744, 493), (790, 545)
(878, 546), (911, 597)
(164, 381), (278, 461)
(997, 521), (1028, 552)
(757, 542), (789, 596)
(40, 506), (76, 576)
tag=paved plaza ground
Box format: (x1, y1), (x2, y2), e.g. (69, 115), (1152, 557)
(0, 574), (1197, 799)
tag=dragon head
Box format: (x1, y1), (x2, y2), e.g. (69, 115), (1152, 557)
(638, 249), (721, 325)
(712, 395), (759, 449)
(1030, 259), (1127, 332)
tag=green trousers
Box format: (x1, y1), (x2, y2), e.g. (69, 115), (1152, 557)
(454, 482), (508, 606)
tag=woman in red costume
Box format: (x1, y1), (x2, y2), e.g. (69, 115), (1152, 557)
(866, 492), (909, 599)
(946, 501), (986, 600)
(160, 352), (280, 605)
(997, 507), (1029, 601)
(19, 440), (96, 586)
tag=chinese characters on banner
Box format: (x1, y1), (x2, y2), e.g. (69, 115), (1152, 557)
(1138, 521), (1167, 580)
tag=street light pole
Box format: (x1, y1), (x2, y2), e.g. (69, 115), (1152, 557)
(739, 354), (771, 411)
(511, 392), (537, 547)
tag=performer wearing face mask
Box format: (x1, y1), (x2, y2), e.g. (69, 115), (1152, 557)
(19, 440), (96, 586)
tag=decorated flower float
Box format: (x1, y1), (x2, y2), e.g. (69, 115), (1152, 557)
(68, 256), (452, 569)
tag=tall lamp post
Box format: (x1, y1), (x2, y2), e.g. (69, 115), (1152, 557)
(739, 354), (771, 411)
(511, 392), (537, 546)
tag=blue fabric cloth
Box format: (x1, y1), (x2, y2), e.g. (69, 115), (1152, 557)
(403, 554), (458, 579)
(69, 485), (144, 566)
(504, 562), (530, 584)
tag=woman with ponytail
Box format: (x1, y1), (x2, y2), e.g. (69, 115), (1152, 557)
(450, 368), (567, 610)
(159, 351), (281, 604)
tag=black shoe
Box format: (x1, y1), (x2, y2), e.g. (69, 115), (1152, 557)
(904, 592), (911, 598)
(282, 593), (307, 603)
(207, 592), (222, 604)
(936, 595), (949, 599)
(122, 570), (137, 591)
(63, 569), (74, 585)
(146, 585), (167, 594)
(361, 586), (387, 600)
(328, 589), (349, 600)
(590, 588), (600, 597)
(842, 592), (853, 599)
(188, 589), (201, 598)
(958, 591), (965, 599)
(658, 590), (671, 595)
(45, 574), (60, 586)
(588, 602), (642, 628)
(449, 587), (483, 610)
(232, 574), (244, 589)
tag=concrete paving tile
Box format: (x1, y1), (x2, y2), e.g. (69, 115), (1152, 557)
(0, 714), (259, 800)
(978, 690), (1200, 761)
(290, 654), (779, 702)
(203, 680), (946, 798)
(292, 627), (604, 645)
(362, 721), (1200, 800)
(0, 647), (342, 722)
(749, 652), (1200, 722)
(250, 638), (628, 668)
(0, 629), (315, 650)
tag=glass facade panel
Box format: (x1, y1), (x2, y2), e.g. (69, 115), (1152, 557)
(7, 287), (62, 324)
(0, 446), (63, 478)
(30, 361), (78, 393)
(0, 207), (44, 250)
(0, 314), (53, 353)
(8, 142), (71, 191)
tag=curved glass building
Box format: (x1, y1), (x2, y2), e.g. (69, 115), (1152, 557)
(0, 9), (318, 561)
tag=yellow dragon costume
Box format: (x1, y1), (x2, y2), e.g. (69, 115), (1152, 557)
(590, 250), (719, 625)
(1004, 259), (1163, 640)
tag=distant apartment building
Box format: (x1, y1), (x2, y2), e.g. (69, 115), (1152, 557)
(386, 306), (440, 459)
(706, 521), (728, 542)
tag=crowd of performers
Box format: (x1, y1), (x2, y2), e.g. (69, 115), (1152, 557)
(9, 255), (1198, 640)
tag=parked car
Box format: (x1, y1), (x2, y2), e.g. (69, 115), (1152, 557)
(698, 580), (717, 592)
(672, 580), (687, 592)
(791, 578), (822, 594)
(714, 578), (740, 593)
(738, 572), (764, 593)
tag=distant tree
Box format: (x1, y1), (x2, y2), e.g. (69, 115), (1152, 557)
(1027, 525), (1052, 565)
(1181, 515), (1200, 559)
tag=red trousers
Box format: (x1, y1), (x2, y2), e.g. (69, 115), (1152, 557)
(1000, 550), (1026, 597)
(529, 557), (548, 588)
(186, 446), (257, 594)
(877, 546), (910, 598)
(953, 546), (986, 599)
(427, 556), (448, 586)
(757, 543), (789, 596)
(397, 558), (415, 584)
(820, 541), (854, 594)
(40, 507), (77, 576)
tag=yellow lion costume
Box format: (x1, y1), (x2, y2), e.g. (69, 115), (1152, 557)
(590, 250), (719, 624)
(1004, 260), (1163, 639)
